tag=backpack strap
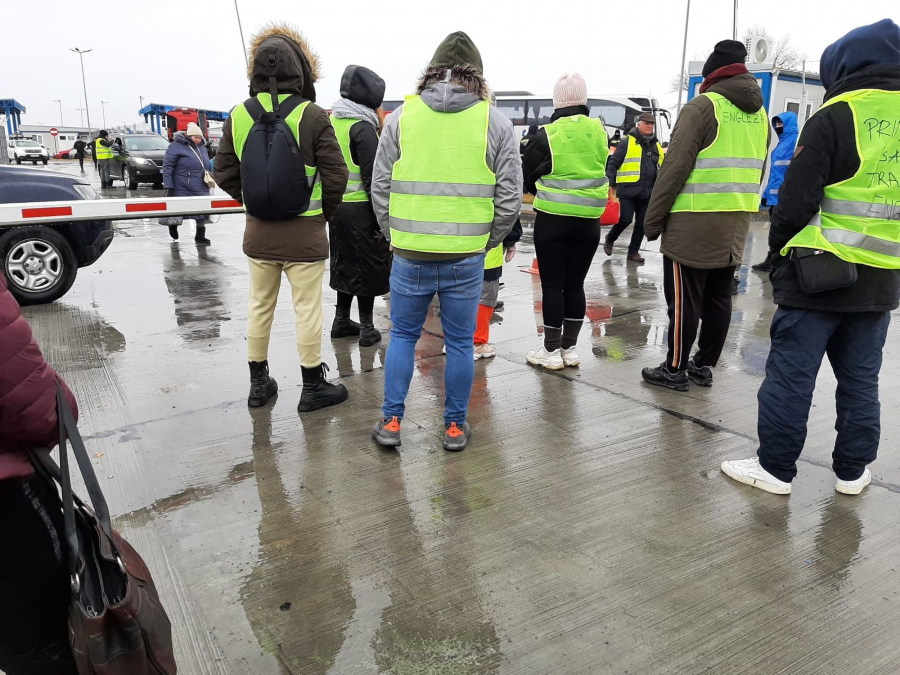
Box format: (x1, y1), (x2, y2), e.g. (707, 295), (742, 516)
(243, 94), (307, 121)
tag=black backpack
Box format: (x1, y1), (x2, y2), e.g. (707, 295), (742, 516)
(240, 93), (314, 220)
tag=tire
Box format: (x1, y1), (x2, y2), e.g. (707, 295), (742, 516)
(0, 227), (78, 305)
(15, 157), (21, 164)
(42, 159), (48, 165)
(123, 165), (139, 190)
(153, 182), (164, 190)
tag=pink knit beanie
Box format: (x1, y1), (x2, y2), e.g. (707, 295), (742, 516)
(553, 73), (588, 109)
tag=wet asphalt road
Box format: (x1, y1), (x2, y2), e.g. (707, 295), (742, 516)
(15, 160), (900, 674)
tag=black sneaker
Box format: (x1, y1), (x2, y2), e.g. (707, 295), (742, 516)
(298, 364), (349, 413)
(687, 359), (714, 387)
(641, 363), (689, 392)
(443, 422), (471, 452)
(751, 259), (773, 272)
(373, 416), (402, 447)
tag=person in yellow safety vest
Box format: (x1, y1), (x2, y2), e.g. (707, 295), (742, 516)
(642, 40), (770, 392)
(522, 73), (609, 371)
(722, 19), (900, 496)
(328, 65), (391, 348)
(473, 217), (523, 359)
(94, 130), (116, 189)
(604, 112), (665, 262)
(370, 31), (522, 452)
(213, 23), (350, 415)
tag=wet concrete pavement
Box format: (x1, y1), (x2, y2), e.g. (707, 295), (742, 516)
(17, 161), (900, 673)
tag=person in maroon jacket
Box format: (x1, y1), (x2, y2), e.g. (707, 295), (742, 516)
(0, 273), (79, 674)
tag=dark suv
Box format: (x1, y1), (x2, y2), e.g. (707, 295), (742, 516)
(0, 166), (114, 305)
(110, 134), (170, 189)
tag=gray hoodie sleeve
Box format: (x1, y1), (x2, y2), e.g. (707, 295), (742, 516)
(485, 108), (523, 251)
(371, 107), (402, 240)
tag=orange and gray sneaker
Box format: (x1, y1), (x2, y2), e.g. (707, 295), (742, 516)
(443, 421), (471, 452)
(373, 416), (402, 447)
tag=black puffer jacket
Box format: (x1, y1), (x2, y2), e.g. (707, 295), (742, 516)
(768, 63), (900, 312)
(329, 66), (391, 297)
(605, 128), (661, 200)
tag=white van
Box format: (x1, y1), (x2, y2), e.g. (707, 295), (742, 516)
(7, 138), (50, 165)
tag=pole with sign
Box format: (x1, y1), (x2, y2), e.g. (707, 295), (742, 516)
(50, 127), (59, 154)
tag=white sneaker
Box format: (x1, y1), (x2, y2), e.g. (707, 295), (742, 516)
(561, 346), (580, 367)
(836, 468), (872, 495)
(526, 346), (565, 371)
(474, 343), (497, 360)
(721, 457), (792, 495)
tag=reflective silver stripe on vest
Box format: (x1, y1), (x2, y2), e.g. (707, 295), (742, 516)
(680, 183), (760, 194)
(822, 227), (900, 257)
(616, 171), (641, 177)
(821, 198), (900, 221)
(539, 177), (608, 190)
(694, 157), (765, 169)
(535, 190), (606, 207)
(345, 182), (363, 194)
(301, 200), (323, 213)
(773, 160), (791, 166)
(391, 180), (496, 198)
(348, 171), (361, 181)
(389, 217), (491, 236)
(308, 173), (320, 188)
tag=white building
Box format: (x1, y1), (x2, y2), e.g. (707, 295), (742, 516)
(18, 124), (94, 155)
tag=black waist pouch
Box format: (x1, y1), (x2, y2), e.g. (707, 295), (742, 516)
(792, 247), (858, 293)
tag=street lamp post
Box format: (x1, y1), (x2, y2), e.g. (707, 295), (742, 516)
(733, 0), (739, 40)
(677, 0), (691, 116)
(70, 48), (93, 136)
(101, 101), (108, 128)
(54, 99), (64, 126)
(233, 0), (248, 68)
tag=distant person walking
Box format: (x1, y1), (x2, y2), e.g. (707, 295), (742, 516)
(370, 31), (521, 451)
(163, 123), (212, 244)
(520, 124), (539, 157)
(73, 136), (86, 171)
(722, 19), (900, 496)
(751, 111), (799, 272)
(604, 112), (664, 262)
(94, 130), (115, 188)
(215, 24), (350, 414)
(641, 40), (769, 391)
(523, 73), (609, 371)
(328, 65), (391, 347)
(0, 273), (80, 675)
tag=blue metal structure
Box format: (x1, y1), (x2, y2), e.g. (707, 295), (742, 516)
(1, 99), (26, 135)
(139, 103), (230, 134)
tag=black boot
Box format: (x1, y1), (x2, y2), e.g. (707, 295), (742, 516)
(248, 361), (278, 408)
(330, 306), (360, 338)
(194, 225), (211, 245)
(298, 364), (349, 413)
(358, 313), (382, 347)
(168, 225), (179, 241)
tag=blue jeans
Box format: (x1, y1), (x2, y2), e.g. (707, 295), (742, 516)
(757, 307), (891, 482)
(383, 253), (484, 425)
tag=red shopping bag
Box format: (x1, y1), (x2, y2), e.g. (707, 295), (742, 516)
(600, 199), (620, 226)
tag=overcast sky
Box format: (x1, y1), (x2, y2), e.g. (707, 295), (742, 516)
(4, 0), (894, 129)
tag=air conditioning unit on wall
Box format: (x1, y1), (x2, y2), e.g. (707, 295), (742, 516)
(745, 36), (770, 64)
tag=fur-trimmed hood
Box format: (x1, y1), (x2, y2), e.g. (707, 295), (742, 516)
(247, 23), (320, 101)
(417, 65), (492, 103)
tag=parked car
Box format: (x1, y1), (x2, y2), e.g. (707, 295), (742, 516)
(0, 166), (114, 305)
(109, 134), (169, 189)
(53, 148), (79, 159)
(7, 138), (50, 165)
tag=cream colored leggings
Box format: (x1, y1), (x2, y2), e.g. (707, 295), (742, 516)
(246, 258), (325, 367)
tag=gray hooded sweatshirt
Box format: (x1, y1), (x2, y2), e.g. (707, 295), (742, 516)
(371, 82), (522, 260)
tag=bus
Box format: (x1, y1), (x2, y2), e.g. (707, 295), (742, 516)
(382, 93), (672, 144)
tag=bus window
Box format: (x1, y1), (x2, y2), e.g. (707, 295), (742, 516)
(496, 99), (527, 125)
(587, 100), (627, 128)
(382, 100), (403, 113)
(526, 99), (554, 125)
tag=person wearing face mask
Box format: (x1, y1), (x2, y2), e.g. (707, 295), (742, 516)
(751, 112), (799, 272)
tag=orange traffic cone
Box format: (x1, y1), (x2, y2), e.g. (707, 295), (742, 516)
(521, 256), (540, 275)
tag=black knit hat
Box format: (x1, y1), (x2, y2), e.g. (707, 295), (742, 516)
(430, 31), (483, 74)
(702, 40), (748, 78)
(340, 65), (386, 110)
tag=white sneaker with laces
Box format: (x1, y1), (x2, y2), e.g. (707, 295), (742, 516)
(474, 343), (497, 360)
(526, 346), (565, 371)
(836, 468), (872, 495)
(721, 457), (792, 495)
(561, 347), (580, 367)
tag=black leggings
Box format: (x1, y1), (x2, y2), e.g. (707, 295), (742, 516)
(336, 290), (375, 315)
(534, 212), (601, 331)
(0, 476), (78, 675)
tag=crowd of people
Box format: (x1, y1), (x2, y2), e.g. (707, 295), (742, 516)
(0, 17), (898, 672)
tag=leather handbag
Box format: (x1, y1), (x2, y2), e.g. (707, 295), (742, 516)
(31, 385), (177, 674)
(189, 144), (217, 188)
(792, 247), (858, 294)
